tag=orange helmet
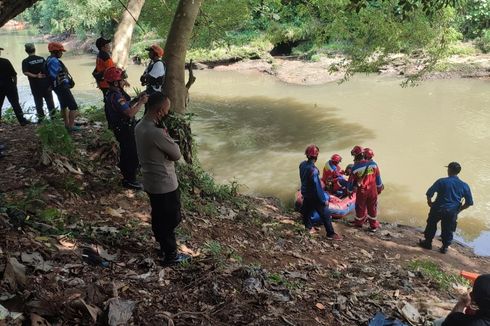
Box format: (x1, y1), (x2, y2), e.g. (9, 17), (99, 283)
(305, 144), (319, 159)
(48, 42), (66, 52)
(146, 44), (164, 57)
(351, 145), (363, 156)
(104, 67), (124, 83)
(363, 148), (374, 160)
(331, 154), (342, 164)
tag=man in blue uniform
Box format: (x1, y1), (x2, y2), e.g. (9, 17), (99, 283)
(419, 162), (473, 254)
(299, 144), (342, 240)
(104, 67), (148, 190)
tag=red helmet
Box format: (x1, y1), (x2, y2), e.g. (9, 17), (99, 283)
(351, 145), (363, 156)
(331, 154), (342, 164)
(104, 67), (124, 83)
(48, 42), (66, 52)
(305, 144), (319, 159)
(363, 148), (374, 159)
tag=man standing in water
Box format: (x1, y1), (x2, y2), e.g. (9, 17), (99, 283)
(135, 92), (191, 265)
(299, 144), (342, 240)
(46, 42), (79, 131)
(419, 162), (473, 254)
(22, 43), (55, 121)
(0, 47), (30, 126)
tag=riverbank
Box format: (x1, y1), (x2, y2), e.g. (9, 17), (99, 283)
(1, 114), (489, 324)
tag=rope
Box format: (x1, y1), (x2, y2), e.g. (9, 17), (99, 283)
(115, 0), (147, 33)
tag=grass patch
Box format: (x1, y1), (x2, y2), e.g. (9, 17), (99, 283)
(81, 105), (106, 123)
(408, 259), (470, 290)
(267, 272), (303, 291)
(37, 120), (74, 157)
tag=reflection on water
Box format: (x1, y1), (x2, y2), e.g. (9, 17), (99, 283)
(2, 31), (490, 255)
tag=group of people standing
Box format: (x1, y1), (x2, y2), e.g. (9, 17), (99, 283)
(299, 144), (474, 255)
(299, 145), (384, 240)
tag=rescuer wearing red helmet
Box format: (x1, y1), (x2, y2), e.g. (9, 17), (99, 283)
(351, 145), (364, 163)
(349, 148), (384, 232)
(348, 147), (384, 231)
(46, 42), (79, 131)
(321, 153), (348, 196)
(299, 145), (342, 240)
(104, 67), (148, 190)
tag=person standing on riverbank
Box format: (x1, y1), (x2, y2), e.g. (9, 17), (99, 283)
(419, 162), (473, 254)
(104, 67), (147, 190)
(22, 43), (55, 122)
(348, 148), (384, 232)
(135, 92), (191, 265)
(46, 42), (78, 131)
(299, 145), (342, 240)
(93, 37), (115, 99)
(140, 45), (165, 95)
(0, 47), (30, 126)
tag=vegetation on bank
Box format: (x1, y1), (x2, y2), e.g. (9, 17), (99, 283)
(19, 0), (490, 72)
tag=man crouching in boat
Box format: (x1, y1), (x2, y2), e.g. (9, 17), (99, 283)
(299, 145), (342, 240)
(322, 153), (349, 197)
(348, 148), (384, 232)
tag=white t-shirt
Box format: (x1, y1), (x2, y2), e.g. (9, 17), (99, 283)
(145, 60), (165, 92)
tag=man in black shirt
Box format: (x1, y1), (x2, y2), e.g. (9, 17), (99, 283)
(0, 47), (29, 126)
(442, 274), (490, 326)
(22, 43), (55, 121)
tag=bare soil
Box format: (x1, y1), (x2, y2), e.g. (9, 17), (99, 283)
(0, 122), (489, 325)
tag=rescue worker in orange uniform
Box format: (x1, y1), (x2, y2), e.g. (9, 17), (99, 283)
(348, 147), (384, 232)
(93, 37), (115, 99)
(322, 154), (348, 197)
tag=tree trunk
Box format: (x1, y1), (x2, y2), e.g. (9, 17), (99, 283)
(112, 0), (145, 68)
(0, 0), (39, 27)
(163, 0), (203, 114)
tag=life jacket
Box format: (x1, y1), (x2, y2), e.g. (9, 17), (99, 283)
(144, 59), (165, 90)
(45, 56), (74, 89)
(93, 51), (114, 88)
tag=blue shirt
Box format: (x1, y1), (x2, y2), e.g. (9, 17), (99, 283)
(299, 160), (328, 203)
(105, 89), (131, 126)
(46, 56), (69, 87)
(426, 176), (473, 213)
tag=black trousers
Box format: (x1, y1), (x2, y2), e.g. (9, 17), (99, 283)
(301, 196), (335, 236)
(30, 83), (55, 119)
(148, 190), (182, 255)
(0, 83), (25, 123)
(423, 207), (458, 247)
(112, 122), (139, 182)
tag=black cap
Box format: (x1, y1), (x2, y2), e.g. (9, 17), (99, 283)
(95, 37), (111, 50)
(25, 43), (35, 52)
(445, 162), (461, 174)
(473, 274), (490, 309)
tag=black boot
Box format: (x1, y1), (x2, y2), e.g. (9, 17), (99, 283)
(418, 239), (432, 250)
(161, 252), (190, 266)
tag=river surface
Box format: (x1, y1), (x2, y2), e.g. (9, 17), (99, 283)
(2, 31), (490, 255)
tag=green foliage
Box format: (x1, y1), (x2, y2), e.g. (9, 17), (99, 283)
(203, 240), (242, 266)
(457, 0), (490, 39)
(1, 108), (19, 125)
(22, 0), (117, 37)
(81, 105), (106, 123)
(267, 272), (303, 291)
(476, 29), (490, 52)
(37, 120), (75, 157)
(408, 259), (470, 290)
(8, 183), (48, 212)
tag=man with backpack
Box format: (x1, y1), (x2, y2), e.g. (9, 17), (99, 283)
(46, 42), (78, 131)
(140, 44), (165, 95)
(22, 43), (55, 121)
(0, 47), (30, 126)
(348, 147), (384, 232)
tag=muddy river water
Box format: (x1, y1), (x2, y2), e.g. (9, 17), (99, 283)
(2, 31), (490, 254)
